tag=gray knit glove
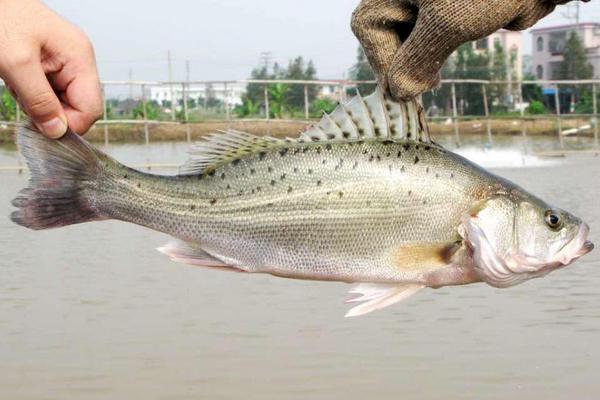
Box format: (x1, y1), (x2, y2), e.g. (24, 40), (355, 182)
(352, 0), (589, 100)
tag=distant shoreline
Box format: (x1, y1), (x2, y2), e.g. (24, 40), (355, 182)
(0, 118), (594, 144)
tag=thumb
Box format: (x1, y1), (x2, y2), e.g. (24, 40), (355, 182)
(4, 60), (67, 138)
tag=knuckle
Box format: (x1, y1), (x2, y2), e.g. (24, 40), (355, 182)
(26, 91), (57, 115)
(7, 51), (35, 69)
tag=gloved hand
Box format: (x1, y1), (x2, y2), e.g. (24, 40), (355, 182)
(352, 0), (589, 100)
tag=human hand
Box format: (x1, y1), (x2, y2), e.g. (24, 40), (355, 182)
(0, 0), (102, 138)
(352, 0), (589, 100)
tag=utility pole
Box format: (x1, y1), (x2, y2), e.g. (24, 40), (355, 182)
(168, 50), (176, 121)
(259, 51), (272, 73)
(128, 68), (133, 99)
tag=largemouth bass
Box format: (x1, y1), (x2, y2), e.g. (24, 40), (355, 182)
(11, 89), (593, 317)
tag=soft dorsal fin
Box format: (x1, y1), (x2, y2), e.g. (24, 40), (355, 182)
(180, 87), (431, 175)
(179, 130), (283, 175)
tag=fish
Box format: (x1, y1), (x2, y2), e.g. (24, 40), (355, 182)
(10, 88), (594, 317)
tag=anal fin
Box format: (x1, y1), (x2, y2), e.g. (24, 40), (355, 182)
(158, 240), (233, 269)
(345, 283), (423, 317)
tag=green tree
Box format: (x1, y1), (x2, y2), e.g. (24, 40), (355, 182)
(268, 83), (290, 118)
(489, 39), (509, 110)
(522, 73), (544, 103)
(558, 31), (594, 106)
(454, 43), (491, 115)
(132, 100), (160, 120)
(349, 46), (376, 94)
(284, 57), (318, 111)
(0, 90), (16, 121)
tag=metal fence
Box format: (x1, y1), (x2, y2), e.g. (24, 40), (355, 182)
(1, 78), (599, 148)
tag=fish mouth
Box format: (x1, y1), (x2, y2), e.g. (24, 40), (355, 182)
(576, 240), (594, 258)
(557, 223), (593, 265)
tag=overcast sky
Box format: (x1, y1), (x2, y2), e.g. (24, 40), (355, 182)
(45, 0), (600, 82)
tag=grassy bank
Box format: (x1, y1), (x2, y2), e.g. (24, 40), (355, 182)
(0, 117), (594, 144)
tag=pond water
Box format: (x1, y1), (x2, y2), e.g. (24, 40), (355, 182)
(0, 135), (599, 399)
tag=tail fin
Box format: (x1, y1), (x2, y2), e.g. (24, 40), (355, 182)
(11, 125), (105, 230)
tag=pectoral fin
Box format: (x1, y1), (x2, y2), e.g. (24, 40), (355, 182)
(345, 283), (423, 317)
(392, 241), (462, 272)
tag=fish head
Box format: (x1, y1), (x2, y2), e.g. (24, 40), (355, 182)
(461, 195), (593, 288)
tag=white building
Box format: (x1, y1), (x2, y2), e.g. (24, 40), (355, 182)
(472, 29), (524, 81)
(149, 82), (245, 109)
(531, 22), (600, 85)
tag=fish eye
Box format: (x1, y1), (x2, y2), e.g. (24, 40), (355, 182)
(544, 210), (562, 230)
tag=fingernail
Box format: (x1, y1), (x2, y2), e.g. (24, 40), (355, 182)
(40, 117), (67, 139)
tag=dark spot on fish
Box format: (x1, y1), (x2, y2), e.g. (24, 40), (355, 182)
(325, 144), (332, 151)
(312, 136), (320, 142)
(338, 191), (344, 198)
(267, 202), (274, 207)
(226, 184), (231, 190)
(308, 169), (313, 175)
(353, 161), (359, 170)
(197, 174), (204, 181)
(302, 147), (309, 154)
(210, 199), (217, 205)
(408, 190), (412, 196)
(414, 155), (419, 164)
(390, 124), (396, 132)
(327, 134), (335, 140)
(279, 148), (289, 157)
(357, 140), (364, 145)
(136, 183), (141, 188)
(317, 180), (322, 186)
(343, 131), (350, 139)
(426, 167), (429, 173)
(190, 205), (196, 210)
(386, 152), (391, 157)
(385, 104), (392, 111)
(374, 127), (381, 136)
(123, 174), (128, 179)
(280, 174), (286, 181)
(250, 169), (256, 175)
(415, 145), (420, 150)
(258, 152), (267, 160)
(401, 165), (405, 172)
(424, 145), (431, 151)
(450, 173), (455, 179)
(369, 155), (374, 162)
(363, 150), (369, 155)
(397, 151), (402, 157)
(287, 186), (293, 193)
(232, 159), (241, 166)
(293, 167), (298, 173)
(358, 128), (364, 135)
(221, 173), (226, 179)
(322, 159), (327, 165)
(270, 180), (276, 186)
(422, 200), (427, 205)
(376, 155), (381, 162)
(293, 148), (301, 155)
(268, 166), (273, 173)
(251, 189), (255, 194)
(238, 190), (244, 196)
(403, 143), (410, 151)
(257, 186), (262, 192)
(316, 146), (322, 154)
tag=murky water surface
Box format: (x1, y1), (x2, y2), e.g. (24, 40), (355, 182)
(1, 135), (599, 399)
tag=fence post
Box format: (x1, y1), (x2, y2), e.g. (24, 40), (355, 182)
(304, 84), (309, 120)
(554, 84), (563, 149)
(518, 82), (528, 153)
(224, 82), (230, 122)
(481, 83), (492, 146)
(264, 85), (270, 120)
(102, 84), (109, 146)
(142, 84), (149, 145)
(183, 82), (191, 143)
(593, 83), (598, 148)
(451, 82), (460, 147)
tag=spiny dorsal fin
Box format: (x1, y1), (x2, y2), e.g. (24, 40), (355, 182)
(180, 87), (431, 175)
